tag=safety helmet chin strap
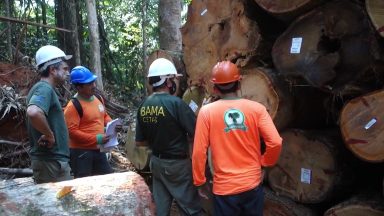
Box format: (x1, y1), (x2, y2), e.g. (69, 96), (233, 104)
(152, 77), (167, 87)
(152, 74), (177, 87)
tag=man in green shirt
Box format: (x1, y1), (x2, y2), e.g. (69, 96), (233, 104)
(136, 58), (202, 216)
(26, 45), (72, 184)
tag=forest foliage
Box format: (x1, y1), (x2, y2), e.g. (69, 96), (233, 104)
(0, 0), (188, 105)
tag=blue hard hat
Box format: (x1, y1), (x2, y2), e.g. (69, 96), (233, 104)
(70, 66), (97, 84)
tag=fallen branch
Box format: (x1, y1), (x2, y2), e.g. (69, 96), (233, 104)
(0, 15), (72, 32)
(0, 167), (32, 175)
(0, 139), (24, 146)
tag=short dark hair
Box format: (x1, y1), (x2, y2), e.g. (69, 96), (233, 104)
(214, 81), (239, 94)
(39, 61), (63, 77)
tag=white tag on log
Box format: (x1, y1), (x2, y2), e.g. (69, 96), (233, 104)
(364, 118), (377, 130)
(201, 8), (208, 16)
(189, 100), (199, 113)
(290, 37), (303, 54)
(300, 168), (311, 184)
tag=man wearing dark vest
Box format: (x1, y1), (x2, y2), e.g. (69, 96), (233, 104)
(135, 58), (202, 216)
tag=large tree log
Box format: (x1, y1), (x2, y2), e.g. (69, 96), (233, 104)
(339, 90), (384, 162)
(181, 0), (263, 92)
(254, 0), (325, 21)
(324, 193), (384, 216)
(240, 67), (293, 130)
(264, 187), (316, 216)
(272, 0), (379, 94)
(268, 129), (354, 204)
(366, 0), (384, 38)
(0, 172), (154, 215)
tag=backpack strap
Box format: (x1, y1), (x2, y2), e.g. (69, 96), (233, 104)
(71, 94), (104, 119)
(94, 94), (105, 105)
(71, 97), (83, 118)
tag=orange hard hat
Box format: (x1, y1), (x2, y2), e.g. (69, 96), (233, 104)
(211, 61), (240, 84)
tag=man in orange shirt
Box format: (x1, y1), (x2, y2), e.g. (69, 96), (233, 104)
(192, 61), (282, 216)
(64, 66), (114, 178)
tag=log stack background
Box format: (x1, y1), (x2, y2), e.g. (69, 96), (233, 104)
(181, 0), (384, 214)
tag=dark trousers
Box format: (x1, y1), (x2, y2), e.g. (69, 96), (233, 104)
(213, 185), (264, 216)
(70, 148), (113, 178)
(150, 155), (202, 216)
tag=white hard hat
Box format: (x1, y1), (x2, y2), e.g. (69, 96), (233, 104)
(148, 58), (182, 87)
(35, 45), (72, 71)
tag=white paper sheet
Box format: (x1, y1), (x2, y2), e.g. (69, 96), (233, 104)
(100, 118), (122, 152)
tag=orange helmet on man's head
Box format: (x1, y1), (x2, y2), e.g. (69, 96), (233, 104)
(211, 61), (241, 84)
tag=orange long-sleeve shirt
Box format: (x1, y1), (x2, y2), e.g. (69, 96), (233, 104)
(192, 98), (282, 195)
(64, 96), (112, 149)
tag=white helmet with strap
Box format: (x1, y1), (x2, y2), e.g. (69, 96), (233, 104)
(35, 45), (72, 72)
(148, 58), (182, 87)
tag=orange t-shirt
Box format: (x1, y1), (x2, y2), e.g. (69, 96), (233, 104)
(192, 98), (282, 195)
(64, 96), (112, 149)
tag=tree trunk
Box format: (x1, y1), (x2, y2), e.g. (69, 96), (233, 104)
(68, 0), (81, 66)
(267, 129), (354, 204)
(181, 0), (263, 91)
(339, 90), (384, 162)
(272, 0), (379, 95)
(324, 194), (384, 216)
(142, 0), (148, 86)
(264, 187), (316, 216)
(159, 0), (182, 52)
(0, 172), (155, 215)
(254, 0), (325, 21)
(5, 0), (13, 61)
(240, 67), (293, 130)
(85, 0), (103, 91)
(41, 0), (48, 38)
(366, 0), (384, 38)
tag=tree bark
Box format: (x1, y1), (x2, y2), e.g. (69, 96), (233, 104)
(272, 0), (379, 95)
(239, 67), (293, 130)
(181, 0), (263, 91)
(85, 0), (103, 91)
(264, 187), (316, 216)
(68, 0), (81, 66)
(324, 194), (384, 216)
(267, 129), (355, 204)
(254, 0), (325, 21)
(159, 0), (182, 52)
(5, 0), (12, 61)
(339, 90), (384, 162)
(0, 172), (155, 215)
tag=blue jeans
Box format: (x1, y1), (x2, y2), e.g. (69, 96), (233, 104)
(213, 185), (264, 216)
(70, 148), (113, 178)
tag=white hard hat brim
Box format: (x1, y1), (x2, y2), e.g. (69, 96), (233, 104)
(64, 55), (73, 60)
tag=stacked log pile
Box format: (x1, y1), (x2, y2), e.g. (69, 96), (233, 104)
(181, 0), (384, 214)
